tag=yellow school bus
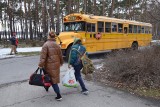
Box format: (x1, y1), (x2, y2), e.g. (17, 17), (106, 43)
(56, 13), (152, 60)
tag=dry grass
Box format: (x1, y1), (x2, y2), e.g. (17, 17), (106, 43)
(92, 46), (160, 99)
(0, 39), (45, 48)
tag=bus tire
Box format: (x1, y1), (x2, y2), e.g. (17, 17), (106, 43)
(131, 42), (138, 50)
(65, 46), (72, 62)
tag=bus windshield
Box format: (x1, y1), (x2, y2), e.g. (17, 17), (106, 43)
(63, 21), (85, 32)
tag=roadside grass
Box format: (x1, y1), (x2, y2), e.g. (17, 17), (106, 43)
(91, 46), (160, 100)
(18, 52), (40, 56)
(134, 87), (160, 99)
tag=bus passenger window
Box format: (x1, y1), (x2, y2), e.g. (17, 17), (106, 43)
(141, 26), (145, 33)
(98, 22), (104, 32)
(133, 25), (137, 33)
(87, 23), (95, 32)
(138, 26), (141, 33)
(91, 24), (95, 32)
(145, 27), (148, 34)
(118, 23), (123, 33)
(129, 24), (133, 33)
(112, 23), (117, 32)
(87, 23), (91, 32)
(105, 22), (111, 33)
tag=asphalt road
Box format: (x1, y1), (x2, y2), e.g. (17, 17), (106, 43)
(0, 54), (105, 85)
(0, 55), (159, 107)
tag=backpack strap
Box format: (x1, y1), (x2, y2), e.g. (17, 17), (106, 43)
(72, 46), (86, 56)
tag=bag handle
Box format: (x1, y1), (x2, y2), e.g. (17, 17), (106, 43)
(42, 68), (47, 74)
(34, 67), (43, 74)
(34, 67), (39, 74)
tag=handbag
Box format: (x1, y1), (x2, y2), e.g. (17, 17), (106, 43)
(29, 68), (51, 87)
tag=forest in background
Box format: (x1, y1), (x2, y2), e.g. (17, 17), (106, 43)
(0, 0), (160, 42)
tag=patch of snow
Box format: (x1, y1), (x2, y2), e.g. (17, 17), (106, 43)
(0, 47), (42, 59)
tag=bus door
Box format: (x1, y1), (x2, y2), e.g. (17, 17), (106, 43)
(84, 23), (96, 52)
(96, 21), (105, 51)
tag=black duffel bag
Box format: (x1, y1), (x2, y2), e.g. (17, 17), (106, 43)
(29, 67), (51, 87)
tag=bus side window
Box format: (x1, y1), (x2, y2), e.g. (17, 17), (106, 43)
(145, 27), (148, 34)
(118, 23), (123, 33)
(98, 21), (104, 32)
(105, 22), (111, 33)
(87, 23), (91, 32)
(129, 24), (133, 33)
(112, 23), (117, 32)
(141, 26), (145, 33)
(138, 26), (141, 33)
(91, 24), (95, 32)
(134, 25), (137, 33)
(87, 23), (95, 32)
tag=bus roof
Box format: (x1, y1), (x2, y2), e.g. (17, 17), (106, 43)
(64, 13), (152, 27)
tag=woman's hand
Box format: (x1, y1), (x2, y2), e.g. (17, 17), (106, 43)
(38, 66), (43, 69)
(68, 64), (72, 69)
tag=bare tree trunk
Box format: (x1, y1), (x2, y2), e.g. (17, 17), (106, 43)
(84, 0), (87, 13)
(7, 0), (13, 37)
(103, 0), (105, 16)
(56, 0), (60, 34)
(42, 0), (47, 37)
(35, 0), (39, 39)
(50, 0), (55, 30)
(19, 0), (24, 39)
(67, 0), (71, 14)
(76, 0), (79, 13)
(94, 0), (96, 15)
(24, 0), (28, 39)
(28, 0), (33, 40)
(109, 0), (115, 17)
(128, 0), (131, 19)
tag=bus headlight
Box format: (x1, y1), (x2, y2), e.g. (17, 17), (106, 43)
(61, 44), (66, 48)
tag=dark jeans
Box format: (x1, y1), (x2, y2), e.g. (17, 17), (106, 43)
(52, 84), (60, 94)
(73, 64), (87, 91)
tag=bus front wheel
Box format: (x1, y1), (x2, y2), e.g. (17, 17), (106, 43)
(65, 46), (71, 62)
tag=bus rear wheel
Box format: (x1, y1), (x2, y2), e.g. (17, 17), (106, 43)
(131, 42), (138, 50)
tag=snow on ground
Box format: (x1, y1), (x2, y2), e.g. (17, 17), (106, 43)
(0, 47), (42, 59)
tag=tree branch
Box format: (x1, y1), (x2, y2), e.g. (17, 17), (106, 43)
(148, 11), (160, 22)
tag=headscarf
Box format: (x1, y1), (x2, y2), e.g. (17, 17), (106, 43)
(73, 38), (82, 45)
(48, 30), (56, 39)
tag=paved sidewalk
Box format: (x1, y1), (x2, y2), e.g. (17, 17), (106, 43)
(0, 79), (159, 107)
